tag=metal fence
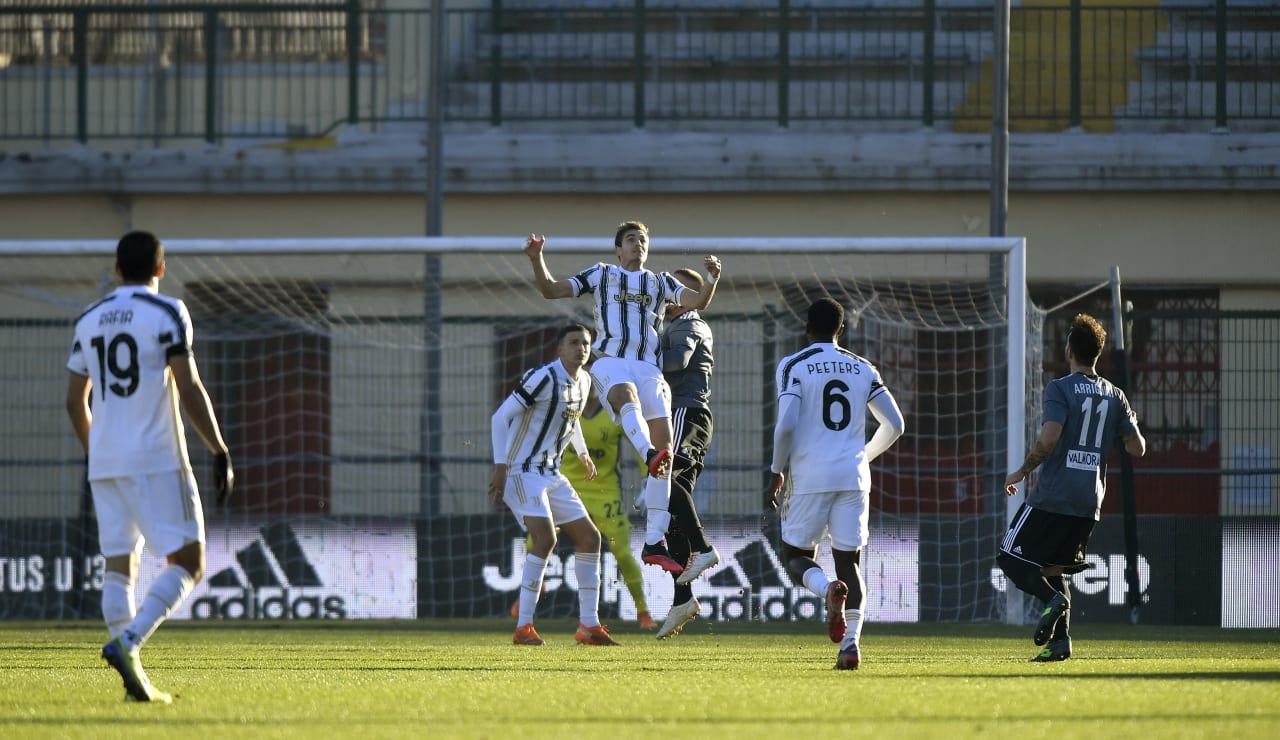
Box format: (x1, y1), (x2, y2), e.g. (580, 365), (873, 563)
(1, 0), (1277, 147)
(1037, 298), (1280, 518)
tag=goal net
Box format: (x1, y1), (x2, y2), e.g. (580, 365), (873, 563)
(0, 236), (1036, 625)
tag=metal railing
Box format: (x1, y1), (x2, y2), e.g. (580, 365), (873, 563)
(1, 0), (1276, 147)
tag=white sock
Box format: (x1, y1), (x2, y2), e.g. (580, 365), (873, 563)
(643, 475), (672, 545)
(123, 564), (193, 651)
(517, 554), (548, 627)
(101, 571), (136, 639)
(846, 608), (865, 646)
(802, 567), (831, 599)
(575, 552), (601, 627)
(618, 403), (654, 458)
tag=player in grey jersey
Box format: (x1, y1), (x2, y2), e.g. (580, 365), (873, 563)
(654, 268), (721, 639)
(1001, 312), (1146, 662)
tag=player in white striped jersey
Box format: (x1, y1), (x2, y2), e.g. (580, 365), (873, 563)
(489, 323), (618, 646)
(65, 231), (233, 702)
(765, 298), (904, 670)
(524, 221), (722, 573)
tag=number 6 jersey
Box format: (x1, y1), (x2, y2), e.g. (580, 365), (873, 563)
(775, 341), (889, 495)
(67, 285), (195, 481)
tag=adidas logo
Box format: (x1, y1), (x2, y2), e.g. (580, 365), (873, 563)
(1012, 546), (1023, 554)
(694, 539), (823, 622)
(191, 522), (347, 620)
(485, 534), (825, 624)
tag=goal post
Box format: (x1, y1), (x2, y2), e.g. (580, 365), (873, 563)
(0, 235), (1032, 624)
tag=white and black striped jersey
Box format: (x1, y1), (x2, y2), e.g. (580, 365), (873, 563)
(66, 285), (195, 481)
(569, 262), (687, 367)
(774, 341), (888, 495)
(498, 359), (592, 474)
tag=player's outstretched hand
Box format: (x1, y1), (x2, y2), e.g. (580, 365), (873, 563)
(763, 472), (784, 511)
(523, 234), (546, 259)
(704, 254), (722, 281)
(214, 451), (234, 505)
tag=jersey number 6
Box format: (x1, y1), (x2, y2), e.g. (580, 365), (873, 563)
(823, 380), (851, 431)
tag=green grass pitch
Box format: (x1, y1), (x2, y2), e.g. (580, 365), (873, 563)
(2, 619), (1278, 739)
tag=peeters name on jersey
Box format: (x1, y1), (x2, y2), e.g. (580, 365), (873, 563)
(776, 342), (888, 496)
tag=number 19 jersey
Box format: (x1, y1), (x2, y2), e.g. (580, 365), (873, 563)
(67, 285), (195, 481)
(775, 341), (888, 495)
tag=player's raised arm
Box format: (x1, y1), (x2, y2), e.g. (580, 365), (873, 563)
(677, 254), (722, 310)
(524, 234), (575, 299)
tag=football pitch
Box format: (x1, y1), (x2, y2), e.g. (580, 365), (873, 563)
(2, 620), (1278, 739)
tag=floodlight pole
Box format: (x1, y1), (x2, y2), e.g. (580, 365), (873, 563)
(991, 0), (1009, 239)
(1111, 266), (1142, 623)
(990, 0), (1022, 625)
(421, 0), (446, 516)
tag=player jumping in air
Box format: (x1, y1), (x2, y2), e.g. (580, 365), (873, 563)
(524, 222), (721, 575)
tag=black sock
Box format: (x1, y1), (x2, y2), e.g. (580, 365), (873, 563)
(1046, 574), (1071, 639)
(669, 526), (693, 606)
(669, 473), (710, 553)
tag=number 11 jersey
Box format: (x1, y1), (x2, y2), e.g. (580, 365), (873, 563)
(1031, 372), (1139, 520)
(67, 285), (195, 481)
(775, 341), (889, 496)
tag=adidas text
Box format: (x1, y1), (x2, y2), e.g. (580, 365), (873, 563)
(699, 587), (823, 622)
(191, 588), (347, 620)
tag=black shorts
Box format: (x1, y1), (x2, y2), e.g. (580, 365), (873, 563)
(999, 503), (1097, 574)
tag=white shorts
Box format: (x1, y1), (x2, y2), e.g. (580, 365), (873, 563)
(503, 470), (591, 530)
(590, 356), (671, 422)
(780, 490), (869, 551)
(91, 469), (205, 559)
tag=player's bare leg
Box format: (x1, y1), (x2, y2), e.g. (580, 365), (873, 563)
(606, 383), (670, 477)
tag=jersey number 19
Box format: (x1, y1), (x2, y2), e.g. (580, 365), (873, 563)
(90, 333), (140, 400)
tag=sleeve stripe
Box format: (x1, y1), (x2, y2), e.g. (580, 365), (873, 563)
(779, 347), (822, 391)
(135, 293), (188, 346)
